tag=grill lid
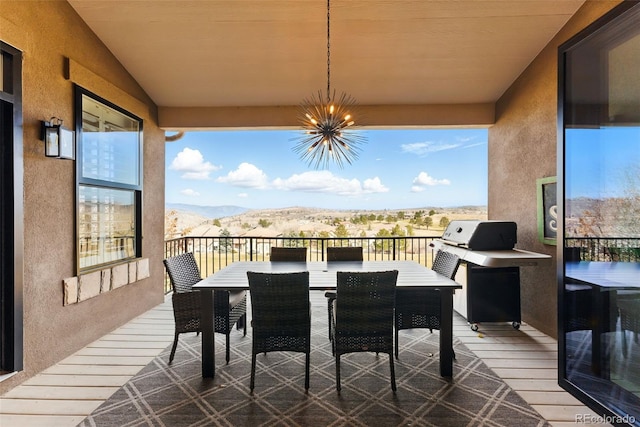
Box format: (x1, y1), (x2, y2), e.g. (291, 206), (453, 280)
(441, 220), (517, 250)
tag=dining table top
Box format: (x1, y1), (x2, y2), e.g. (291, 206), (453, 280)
(565, 261), (640, 290)
(193, 260), (462, 291)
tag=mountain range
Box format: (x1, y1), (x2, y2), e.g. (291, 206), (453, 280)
(165, 203), (248, 219)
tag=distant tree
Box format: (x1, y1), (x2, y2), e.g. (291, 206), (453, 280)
(575, 210), (604, 237)
(368, 213), (377, 221)
(424, 217), (433, 229)
(391, 224), (406, 251)
(377, 214), (384, 221)
(391, 224), (405, 236)
(283, 231), (302, 247)
(258, 218), (272, 228)
(219, 228), (232, 252)
(397, 211), (405, 219)
(406, 224), (415, 236)
(241, 222), (251, 229)
(213, 218), (221, 227)
(385, 214), (396, 223)
(375, 228), (392, 252)
(439, 216), (450, 228)
(318, 230), (330, 238)
(335, 224), (349, 237)
(428, 209), (436, 216)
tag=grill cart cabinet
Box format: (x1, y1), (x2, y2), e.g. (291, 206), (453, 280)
(433, 220), (550, 330)
(466, 265), (521, 330)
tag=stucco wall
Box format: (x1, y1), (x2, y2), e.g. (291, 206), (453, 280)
(488, 0), (622, 337)
(0, 1), (165, 393)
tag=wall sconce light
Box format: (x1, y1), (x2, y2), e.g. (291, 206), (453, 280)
(40, 117), (75, 160)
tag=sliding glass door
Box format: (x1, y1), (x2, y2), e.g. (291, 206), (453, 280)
(559, 3), (640, 425)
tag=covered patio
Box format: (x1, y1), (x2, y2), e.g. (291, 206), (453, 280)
(1, 0), (637, 425)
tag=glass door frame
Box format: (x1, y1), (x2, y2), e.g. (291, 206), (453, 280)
(557, 1), (640, 423)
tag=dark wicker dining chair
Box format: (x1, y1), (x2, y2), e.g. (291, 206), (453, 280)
(394, 250), (460, 358)
(270, 246), (307, 262)
(163, 253), (247, 364)
(327, 246), (364, 261)
(331, 270), (398, 392)
(325, 246), (364, 340)
(247, 271), (311, 392)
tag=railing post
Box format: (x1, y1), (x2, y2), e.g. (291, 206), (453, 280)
(392, 238), (397, 260)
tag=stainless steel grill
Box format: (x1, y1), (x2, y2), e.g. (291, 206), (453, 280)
(441, 220), (517, 250)
(433, 220), (550, 330)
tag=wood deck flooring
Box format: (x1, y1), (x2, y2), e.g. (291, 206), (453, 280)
(0, 293), (603, 427)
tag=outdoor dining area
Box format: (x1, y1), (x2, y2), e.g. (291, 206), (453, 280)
(75, 246), (558, 426)
(71, 245), (576, 426)
(165, 247), (462, 385)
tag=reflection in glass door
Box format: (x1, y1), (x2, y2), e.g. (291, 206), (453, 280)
(560, 3), (640, 425)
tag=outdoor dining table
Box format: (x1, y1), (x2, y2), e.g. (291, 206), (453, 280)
(193, 260), (462, 379)
(565, 261), (640, 377)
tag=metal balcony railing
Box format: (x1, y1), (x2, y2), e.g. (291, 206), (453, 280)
(163, 236), (640, 294)
(565, 237), (640, 262)
(163, 236), (439, 294)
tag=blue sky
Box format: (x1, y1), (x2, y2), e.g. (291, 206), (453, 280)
(165, 129), (488, 210)
(565, 127), (640, 200)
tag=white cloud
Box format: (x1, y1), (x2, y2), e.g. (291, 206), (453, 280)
(363, 177), (389, 193)
(401, 141), (460, 156)
(457, 136), (474, 142)
(180, 188), (200, 197)
(462, 141), (487, 149)
(237, 193), (248, 198)
(216, 162), (269, 188)
(411, 172), (451, 192)
(169, 147), (220, 180)
(272, 171), (388, 196)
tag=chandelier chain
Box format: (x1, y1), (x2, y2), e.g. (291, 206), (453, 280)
(294, 0), (365, 169)
(326, 0), (331, 101)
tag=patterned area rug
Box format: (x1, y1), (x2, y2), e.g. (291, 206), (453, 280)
(80, 299), (549, 427)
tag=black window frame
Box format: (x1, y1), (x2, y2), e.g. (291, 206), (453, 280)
(74, 86), (143, 274)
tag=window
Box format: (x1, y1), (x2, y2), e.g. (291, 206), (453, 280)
(76, 87), (142, 272)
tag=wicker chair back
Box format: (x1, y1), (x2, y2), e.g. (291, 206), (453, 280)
(394, 250), (460, 359)
(247, 271), (311, 391)
(327, 246), (363, 261)
(269, 247), (307, 261)
(163, 252), (202, 293)
(432, 250), (461, 279)
(332, 270), (398, 391)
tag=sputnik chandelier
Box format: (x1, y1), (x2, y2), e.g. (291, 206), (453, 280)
(293, 0), (365, 169)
